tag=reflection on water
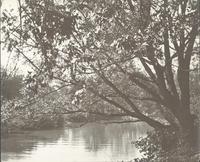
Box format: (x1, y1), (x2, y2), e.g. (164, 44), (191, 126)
(1, 122), (151, 162)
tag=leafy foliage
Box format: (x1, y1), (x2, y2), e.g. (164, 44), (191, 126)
(134, 128), (200, 162)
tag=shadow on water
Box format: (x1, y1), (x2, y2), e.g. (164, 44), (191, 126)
(1, 129), (65, 161)
(1, 122), (151, 162)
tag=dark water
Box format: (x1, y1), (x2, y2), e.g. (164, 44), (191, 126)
(1, 122), (150, 162)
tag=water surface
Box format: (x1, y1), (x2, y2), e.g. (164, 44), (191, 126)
(1, 122), (150, 162)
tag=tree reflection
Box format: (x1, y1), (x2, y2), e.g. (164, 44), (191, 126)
(69, 122), (151, 154)
(1, 129), (65, 155)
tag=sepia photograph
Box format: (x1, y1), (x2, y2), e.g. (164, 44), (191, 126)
(1, 0), (200, 161)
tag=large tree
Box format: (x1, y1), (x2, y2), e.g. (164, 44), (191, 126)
(1, 0), (199, 146)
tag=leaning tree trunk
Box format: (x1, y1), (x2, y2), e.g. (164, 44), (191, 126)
(177, 65), (199, 150)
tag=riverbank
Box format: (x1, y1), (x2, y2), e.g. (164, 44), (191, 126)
(1, 114), (123, 136)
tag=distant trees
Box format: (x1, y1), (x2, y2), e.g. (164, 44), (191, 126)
(1, 0), (199, 149)
(1, 68), (23, 100)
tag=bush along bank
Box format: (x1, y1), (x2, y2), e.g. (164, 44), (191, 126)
(133, 125), (200, 162)
(1, 113), (65, 135)
(1, 100), (65, 135)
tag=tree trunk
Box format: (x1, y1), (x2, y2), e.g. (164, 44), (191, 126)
(178, 111), (198, 151)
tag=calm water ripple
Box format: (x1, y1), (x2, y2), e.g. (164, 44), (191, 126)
(1, 122), (151, 162)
